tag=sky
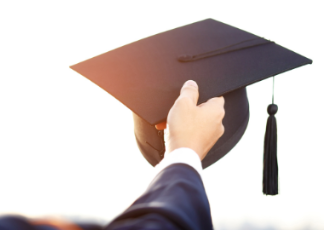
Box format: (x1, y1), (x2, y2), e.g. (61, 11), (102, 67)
(0, 1), (324, 229)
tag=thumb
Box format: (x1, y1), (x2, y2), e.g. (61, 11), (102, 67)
(179, 80), (199, 105)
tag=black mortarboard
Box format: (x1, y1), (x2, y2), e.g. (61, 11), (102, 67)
(70, 19), (312, 195)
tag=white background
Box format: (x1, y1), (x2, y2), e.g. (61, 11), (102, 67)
(0, 1), (324, 229)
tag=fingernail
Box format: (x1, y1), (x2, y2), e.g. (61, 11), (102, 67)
(185, 80), (198, 88)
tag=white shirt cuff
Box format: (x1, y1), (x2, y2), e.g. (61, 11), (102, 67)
(154, 148), (203, 177)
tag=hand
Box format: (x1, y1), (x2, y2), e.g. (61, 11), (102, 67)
(157, 80), (225, 160)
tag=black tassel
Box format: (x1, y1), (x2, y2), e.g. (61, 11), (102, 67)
(263, 104), (278, 195)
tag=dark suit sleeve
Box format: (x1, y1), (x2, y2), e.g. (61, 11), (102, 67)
(105, 164), (213, 230)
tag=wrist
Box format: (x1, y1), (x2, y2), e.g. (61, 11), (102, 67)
(155, 147), (203, 178)
(167, 139), (203, 160)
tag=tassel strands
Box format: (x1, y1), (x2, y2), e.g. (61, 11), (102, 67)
(263, 77), (278, 195)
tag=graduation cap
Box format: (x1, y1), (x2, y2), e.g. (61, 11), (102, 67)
(70, 19), (312, 195)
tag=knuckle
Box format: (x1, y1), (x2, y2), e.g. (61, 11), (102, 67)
(209, 96), (225, 106)
(181, 87), (197, 97)
(208, 97), (218, 103)
(181, 85), (195, 94)
(211, 103), (225, 118)
(219, 124), (225, 136)
(220, 107), (225, 118)
(175, 96), (192, 106)
(219, 96), (225, 105)
(177, 96), (191, 103)
(183, 84), (197, 91)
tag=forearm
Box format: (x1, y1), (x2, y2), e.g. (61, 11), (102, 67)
(106, 149), (213, 230)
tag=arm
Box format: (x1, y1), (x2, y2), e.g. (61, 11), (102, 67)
(106, 80), (225, 230)
(106, 161), (212, 230)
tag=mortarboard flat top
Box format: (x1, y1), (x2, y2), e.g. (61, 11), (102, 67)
(70, 18), (312, 126)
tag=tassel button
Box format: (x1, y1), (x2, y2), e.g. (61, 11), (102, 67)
(267, 104), (278, 115)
